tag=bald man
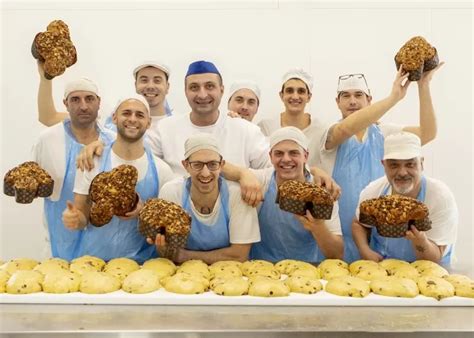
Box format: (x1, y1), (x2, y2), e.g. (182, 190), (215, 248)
(62, 97), (175, 263)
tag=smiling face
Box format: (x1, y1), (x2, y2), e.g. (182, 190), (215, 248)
(113, 99), (150, 143)
(279, 79), (312, 115)
(63, 91), (100, 128)
(383, 157), (424, 196)
(228, 88), (259, 121)
(336, 89), (372, 118)
(182, 149), (224, 196)
(185, 73), (223, 116)
(270, 140), (308, 184)
(135, 67), (169, 109)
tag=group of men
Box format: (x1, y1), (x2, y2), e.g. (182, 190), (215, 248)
(30, 56), (457, 266)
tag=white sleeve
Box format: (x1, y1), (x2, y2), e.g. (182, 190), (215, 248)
(320, 123), (338, 154)
(154, 155), (178, 190)
(158, 178), (184, 205)
(73, 162), (100, 196)
(324, 201), (342, 235)
(379, 123), (403, 137)
(354, 182), (382, 228)
(247, 126), (271, 169)
(249, 167), (274, 195)
(228, 183), (261, 244)
(146, 124), (164, 159)
(425, 182), (458, 246)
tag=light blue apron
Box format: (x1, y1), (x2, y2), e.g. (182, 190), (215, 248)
(332, 124), (385, 263)
(44, 119), (114, 261)
(182, 176), (230, 251)
(370, 177), (452, 265)
(250, 172), (325, 263)
(104, 100), (172, 132)
(76, 143), (159, 263)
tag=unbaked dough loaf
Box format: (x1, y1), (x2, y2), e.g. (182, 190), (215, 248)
(42, 270), (81, 293)
(241, 260), (274, 276)
(212, 277), (249, 296)
(379, 259), (410, 275)
(104, 257), (140, 281)
(325, 276), (370, 298)
(142, 258), (176, 278)
(79, 271), (121, 294)
(6, 270), (43, 294)
(0, 258), (39, 274)
(454, 281), (474, 298)
(70, 255), (106, 275)
(352, 265), (388, 281)
(370, 276), (419, 298)
(122, 269), (161, 294)
(163, 272), (207, 294)
(417, 276), (454, 300)
(349, 260), (379, 275)
(284, 275), (322, 294)
(34, 258), (69, 275)
(391, 265), (420, 280)
(248, 277), (290, 297)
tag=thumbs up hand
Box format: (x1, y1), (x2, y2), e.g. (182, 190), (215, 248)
(62, 201), (84, 230)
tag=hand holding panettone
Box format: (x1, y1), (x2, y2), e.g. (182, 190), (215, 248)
(277, 180), (334, 219)
(3, 161), (54, 203)
(359, 194), (432, 238)
(32, 20), (77, 79)
(394, 36), (439, 81)
(88, 165), (139, 226)
(139, 198), (191, 260)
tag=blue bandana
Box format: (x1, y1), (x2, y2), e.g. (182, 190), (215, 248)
(186, 60), (221, 77)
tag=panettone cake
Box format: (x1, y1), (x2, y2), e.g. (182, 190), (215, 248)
(277, 180), (334, 219)
(359, 194), (432, 238)
(31, 20), (77, 79)
(395, 36), (439, 81)
(3, 161), (54, 203)
(139, 198), (191, 260)
(88, 164), (139, 226)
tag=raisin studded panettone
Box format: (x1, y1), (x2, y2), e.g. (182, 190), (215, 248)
(394, 36), (439, 81)
(88, 165), (139, 227)
(277, 180), (334, 219)
(31, 20), (77, 79)
(3, 161), (54, 203)
(139, 198), (191, 260)
(359, 194), (431, 238)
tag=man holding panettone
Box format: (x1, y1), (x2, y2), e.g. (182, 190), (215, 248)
(149, 133), (261, 264)
(32, 78), (115, 261)
(61, 97), (175, 263)
(226, 127), (343, 263)
(352, 132), (458, 265)
(318, 64), (443, 263)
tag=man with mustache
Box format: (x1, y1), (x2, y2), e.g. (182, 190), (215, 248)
(318, 64), (443, 263)
(352, 132), (458, 265)
(149, 133), (260, 264)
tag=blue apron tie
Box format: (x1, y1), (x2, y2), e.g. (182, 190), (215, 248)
(332, 124), (385, 263)
(76, 143), (159, 263)
(370, 177), (452, 265)
(250, 172), (325, 263)
(182, 176), (230, 251)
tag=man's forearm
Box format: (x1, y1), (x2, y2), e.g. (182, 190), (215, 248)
(221, 162), (244, 182)
(38, 78), (67, 126)
(309, 221), (344, 259)
(177, 244), (250, 265)
(411, 239), (444, 263)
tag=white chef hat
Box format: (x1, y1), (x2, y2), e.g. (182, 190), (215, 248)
(337, 73), (371, 96)
(383, 132), (422, 160)
(184, 133), (222, 159)
(228, 80), (261, 102)
(269, 127), (309, 151)
(281, 68), (313, 93)
(64, 77), (99, 99)
(112, 95), (150, 116)
(133, 61), (171, 79)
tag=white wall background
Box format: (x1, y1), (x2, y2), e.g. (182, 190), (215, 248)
(1, 1), (472, 269)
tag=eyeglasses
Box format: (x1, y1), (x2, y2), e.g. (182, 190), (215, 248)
(187, 160), (222, 171)
(337, 73), (370, 94)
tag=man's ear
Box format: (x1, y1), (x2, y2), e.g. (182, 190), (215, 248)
(420, 157), (424, 170)
(367, 95), (373, 104)
(112, 112), (118, 125)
